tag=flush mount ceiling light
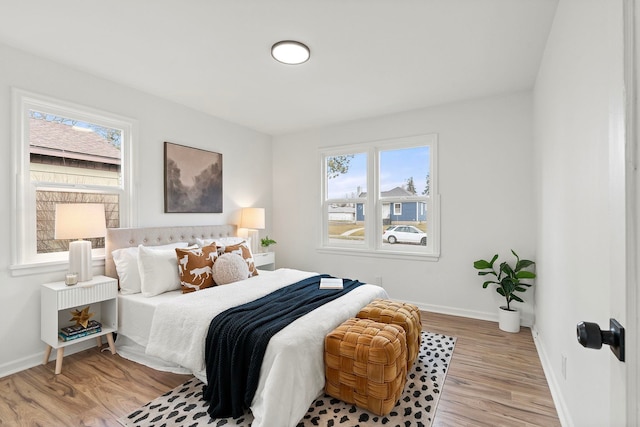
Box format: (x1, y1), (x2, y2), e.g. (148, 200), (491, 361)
(271, 40), (310, 65)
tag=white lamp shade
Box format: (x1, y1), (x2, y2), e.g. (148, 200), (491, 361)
(55, 203), (106, 282)
(240, 207), (265, 230)
(55, 204), (107, 240)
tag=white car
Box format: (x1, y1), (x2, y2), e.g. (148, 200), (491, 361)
(383, 225), (427, 245)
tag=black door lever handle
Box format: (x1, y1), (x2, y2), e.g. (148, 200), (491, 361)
(576, 318), (625, 362)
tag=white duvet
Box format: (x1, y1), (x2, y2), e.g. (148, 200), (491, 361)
(145, 268), (388, 427)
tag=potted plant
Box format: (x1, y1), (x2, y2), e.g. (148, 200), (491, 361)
(260, 236), (277, 252)
(473, 250), (536, 333)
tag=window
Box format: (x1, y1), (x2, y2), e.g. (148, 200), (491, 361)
(11, 90), (135, 270)
(321, 134), (439, 258)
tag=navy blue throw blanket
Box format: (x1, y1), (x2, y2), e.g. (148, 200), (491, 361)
(203, 274), (363, 418)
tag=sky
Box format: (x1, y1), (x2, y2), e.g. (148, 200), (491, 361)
(327, 146), (430, 199)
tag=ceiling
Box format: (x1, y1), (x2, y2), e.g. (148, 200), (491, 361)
(0, 0), (558, 136)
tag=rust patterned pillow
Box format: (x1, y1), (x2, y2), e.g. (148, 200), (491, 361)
(175, 244), (219, 293)
(220, 241), (259, 277)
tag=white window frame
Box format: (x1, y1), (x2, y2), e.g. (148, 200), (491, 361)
(393, 203), (402, 216)
(10, 89), (137, 275)
(320, 134), (440, 260)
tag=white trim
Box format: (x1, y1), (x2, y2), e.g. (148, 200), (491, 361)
(319, 134), (439, 258)
(403, 298), (533, 327)
(0, 340), (97, 379)
(8, 257), (105, 277)
(11, 88), (138, 270)
(532, 325), (573, 427)
(626, 0), (639, 423)
(316, 247), (440, 262)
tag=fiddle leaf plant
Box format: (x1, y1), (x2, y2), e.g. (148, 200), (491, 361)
(473, 249), (536, 311)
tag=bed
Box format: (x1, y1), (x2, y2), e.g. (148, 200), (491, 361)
(105, 225), (388, 427)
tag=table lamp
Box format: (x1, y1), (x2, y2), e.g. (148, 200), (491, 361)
(240, 207), (265, 255)
(55, 203), (107, 282)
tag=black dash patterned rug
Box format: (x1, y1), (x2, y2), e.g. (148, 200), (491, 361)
(118, 331), (456, 427)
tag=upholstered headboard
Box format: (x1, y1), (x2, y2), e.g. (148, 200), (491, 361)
(105, 224), (237, 279)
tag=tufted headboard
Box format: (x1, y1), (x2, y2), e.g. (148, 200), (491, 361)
(105, 224), (237, 279)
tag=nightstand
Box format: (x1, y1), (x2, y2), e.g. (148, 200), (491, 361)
(254, 252), (276, 271)
(41, 275), (118, 374)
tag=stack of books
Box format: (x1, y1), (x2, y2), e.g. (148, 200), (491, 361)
(58, 320), (102, 342)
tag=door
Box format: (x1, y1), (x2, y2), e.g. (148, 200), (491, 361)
(580, 2), (638, 425)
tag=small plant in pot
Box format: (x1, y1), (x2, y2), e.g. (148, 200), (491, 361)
(260, 236), (277, 252)
(473, 250), (536, 333)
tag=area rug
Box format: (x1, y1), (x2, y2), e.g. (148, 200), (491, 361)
(118, 331), (456, 427)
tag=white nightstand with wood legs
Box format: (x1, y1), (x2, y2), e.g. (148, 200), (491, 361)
(41, 275), (118, 374)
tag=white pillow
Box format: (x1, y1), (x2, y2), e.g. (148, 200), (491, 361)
(196, 236), (246, 248)
(113, 242), (187, 295)
(138, 244), (190, 297)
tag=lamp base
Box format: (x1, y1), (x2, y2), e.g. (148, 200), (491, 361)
(246, 229), (259, 255)
(68, 240), (93, 282)
(239, 228), (260, 255)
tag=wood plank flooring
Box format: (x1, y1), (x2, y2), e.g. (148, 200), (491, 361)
(0, 312), (560, 426)
(427, 312), (560, 427)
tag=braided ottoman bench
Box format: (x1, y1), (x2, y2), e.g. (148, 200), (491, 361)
(357, 299), (422, 368)
(324, 318), (407, 415)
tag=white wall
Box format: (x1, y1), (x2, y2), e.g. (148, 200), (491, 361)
(0, 43), (272, 376)
(272, 92), (536, 324)
(533, 1), (625, 426)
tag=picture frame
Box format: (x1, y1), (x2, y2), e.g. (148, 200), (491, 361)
(164, 142), (223, 213)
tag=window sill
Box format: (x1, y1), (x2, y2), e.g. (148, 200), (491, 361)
(316, 246), (440, 262)
(9, 257), (105, 277)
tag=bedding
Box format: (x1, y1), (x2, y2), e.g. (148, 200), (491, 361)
(107, 225), (388, 427)
(211, 252), (249, 285)
(175, 244), (219, 292)
(203, 274), (365, 418)
(138, 244), (192, 297)
(112, 241), (188, 294)
(219, 240), (259, 277)
(144, 268), (387, 427)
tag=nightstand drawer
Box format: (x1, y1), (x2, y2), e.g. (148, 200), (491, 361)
(57, 281), (117, 309)
(254, 252), (276, 271)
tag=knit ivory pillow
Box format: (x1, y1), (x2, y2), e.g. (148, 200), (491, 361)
(212, 253), (250, 285)
(220, 241), (259, 277)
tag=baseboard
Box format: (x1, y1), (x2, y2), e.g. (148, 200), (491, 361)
(397, 299), (535, 328)
(398, 299), (569, 425)
(0, 339), (97, 379)
(531, 325), (572, 427)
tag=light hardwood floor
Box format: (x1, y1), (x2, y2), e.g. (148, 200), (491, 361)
(427, 312), (560, 427)
(0, 312), (560, 426)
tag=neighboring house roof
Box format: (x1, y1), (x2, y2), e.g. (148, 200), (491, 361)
(359, 186), (414, 198)
(29, 118), (121, 165)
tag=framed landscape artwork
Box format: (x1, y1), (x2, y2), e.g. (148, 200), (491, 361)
(164, 142), (223, 213)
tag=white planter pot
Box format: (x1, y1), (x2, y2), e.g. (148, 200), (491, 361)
(498, 306), (520, 333)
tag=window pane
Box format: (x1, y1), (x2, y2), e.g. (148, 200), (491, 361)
(29, 110), (122, 187)
(36, 190), (119, 254)
(379, 146), (430, 196)
(326, 152), (367, 200)
(326, 203), (364, 243)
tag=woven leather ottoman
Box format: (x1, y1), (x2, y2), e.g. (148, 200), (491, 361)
(357, 299), (422, 369)
(324, 318), (407, 415)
